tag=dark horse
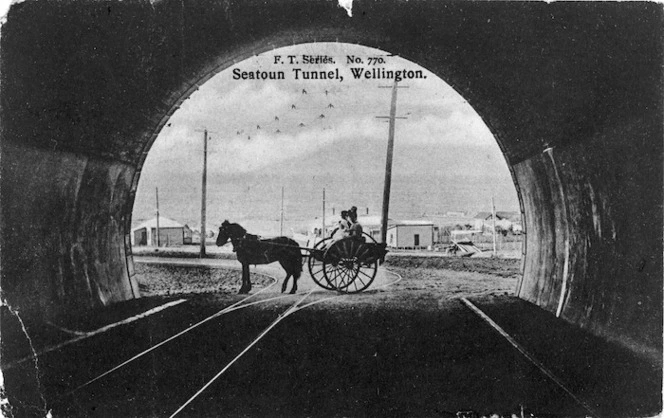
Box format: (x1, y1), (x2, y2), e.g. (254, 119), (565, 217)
(216, 221), (303, 294)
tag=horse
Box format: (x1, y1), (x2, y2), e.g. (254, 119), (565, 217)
(216, 221), (303, 294)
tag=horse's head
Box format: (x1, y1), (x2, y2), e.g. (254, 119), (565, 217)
(216, 220), (246, 246)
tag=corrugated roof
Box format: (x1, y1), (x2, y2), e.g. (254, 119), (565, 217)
(132, 217), (184, 231)
(474, 211), (520, 220)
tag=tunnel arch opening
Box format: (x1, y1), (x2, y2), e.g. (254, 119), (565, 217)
(128, 42), (525, 290)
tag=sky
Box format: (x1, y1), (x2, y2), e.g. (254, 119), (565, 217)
(133, 42), (519, 234)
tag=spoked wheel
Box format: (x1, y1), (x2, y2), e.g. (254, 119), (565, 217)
(307, 237), (337, 290)
(322, 236), (378, 293)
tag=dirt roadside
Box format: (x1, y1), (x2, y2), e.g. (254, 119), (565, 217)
(133, 255), (521, 304)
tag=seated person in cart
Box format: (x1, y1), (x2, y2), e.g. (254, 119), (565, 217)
(329, 206), (364, 242)
(317, 206), (386, 266)
(315, 211), (351, 264)
(329, 210), (351, 242)
(347, 206), (364, 241)
(347, 205), (386, 264)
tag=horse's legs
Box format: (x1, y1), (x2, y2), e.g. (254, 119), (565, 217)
(281, 273), (291, 293)
(239, 263), (251, 294)
(279, 260), (298, 294)
(290, 272), (298, 294)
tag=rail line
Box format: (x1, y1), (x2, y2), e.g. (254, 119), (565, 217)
(3, 298), (188, 370)
(168, 267), (402, 417)
(61, 265), (401, 398)
(45, 263), (401, 415)
(461, 297), (599, 418)
(168, 288), (319, 417)
(5, 260), (252, 371)
(372, 266), (403, 290)
(60, 278), (286, 398)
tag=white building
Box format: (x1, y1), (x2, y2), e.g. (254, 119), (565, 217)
(386, 220), (434, 249)
(131, 217), (188, 247)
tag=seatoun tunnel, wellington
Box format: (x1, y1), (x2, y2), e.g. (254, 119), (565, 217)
(0, 0), (662, 412)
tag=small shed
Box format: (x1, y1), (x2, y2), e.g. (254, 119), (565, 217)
(386, 220), (434, 249)
(131, 217), (186, 247)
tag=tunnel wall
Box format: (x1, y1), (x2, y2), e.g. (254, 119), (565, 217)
(515, 117), (663, 359)
(0, 0), (661, 359)
(1, 141), (137, 316)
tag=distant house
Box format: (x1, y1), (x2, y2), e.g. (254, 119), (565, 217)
(355, 215), (383, 241)
(131, 217), (186, 247)
(191, 228), (216, 245)
(473, 211), (520, 232)
(386, 220), (434, 249)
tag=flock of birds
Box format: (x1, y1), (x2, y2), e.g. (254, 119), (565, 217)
(233, 88), (344, 140)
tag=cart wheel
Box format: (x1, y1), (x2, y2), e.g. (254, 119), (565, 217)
(323, 237), (378, 293)
(307, 237), (336, 290)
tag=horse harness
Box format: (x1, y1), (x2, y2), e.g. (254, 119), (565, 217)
(231, 233), (274, 263)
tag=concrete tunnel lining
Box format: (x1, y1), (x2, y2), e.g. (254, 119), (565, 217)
(0, 0), (661, 361)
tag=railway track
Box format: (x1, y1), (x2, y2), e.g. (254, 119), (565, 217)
(9, 265), (399, 416)
(6, 263), (642, 417)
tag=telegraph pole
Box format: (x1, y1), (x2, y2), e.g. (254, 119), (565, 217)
(200, 129), (208, 256)
(195, 128), (217, 257)
(376, 80), (408, 246)
(194, 127), (218, 257)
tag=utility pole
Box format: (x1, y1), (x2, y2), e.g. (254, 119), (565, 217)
(195, 128), (216, 257)
(155, 187), (160, 247)
(200, 128), (208, 257)
(376, 80), (408, 246)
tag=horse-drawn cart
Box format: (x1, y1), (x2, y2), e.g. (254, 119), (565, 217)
(306, 233), (388, 293)
(217, 221), (387, 294)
